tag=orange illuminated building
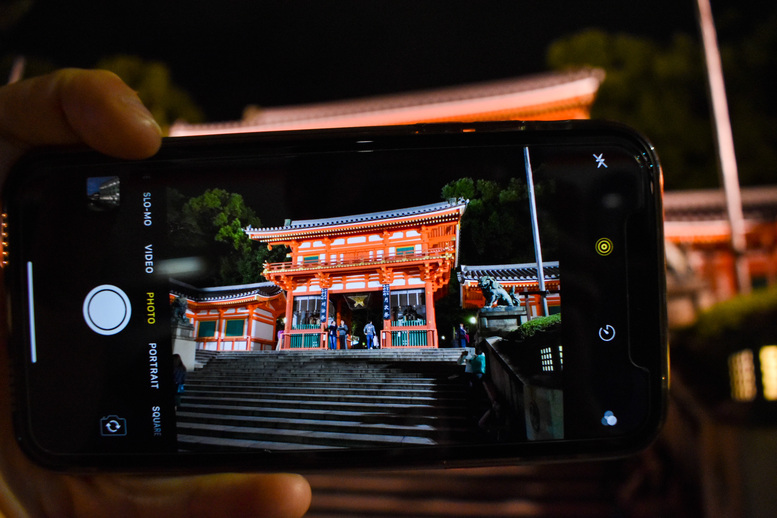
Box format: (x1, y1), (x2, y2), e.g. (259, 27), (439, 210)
(169, 279), (286, 351)
(246, 199), (468, 349)
(170, 68), (605, 136)
(458, 263), (561, 318)
(664, 186), (777, 320)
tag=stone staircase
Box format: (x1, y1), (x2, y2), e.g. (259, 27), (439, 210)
(176, 348), (484, 451)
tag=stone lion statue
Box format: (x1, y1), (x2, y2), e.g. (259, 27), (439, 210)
(171, 296), (189, 324)
(478, 276), (520, 307)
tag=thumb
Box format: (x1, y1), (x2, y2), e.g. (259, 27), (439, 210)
(0, 68), (162, 164)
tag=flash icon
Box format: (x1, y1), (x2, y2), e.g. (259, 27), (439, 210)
(593, 153), (608, 168)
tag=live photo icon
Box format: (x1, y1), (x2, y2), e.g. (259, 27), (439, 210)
(601, 411), (618, 427)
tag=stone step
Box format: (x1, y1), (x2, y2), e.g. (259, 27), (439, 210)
(181, 348), (483, 451)
(194, 368), (452, 378)
(198, 373), (460, 382)
(196, 369), (461, 381)
(201, 361), (453, 369)
(182, 389), (467, 407)
(176, 411), (471, 439)
(201, 358), (461, 368)
(177, 420), (444, 448)
(184, 383), (467, 398)
(179, 403), (468, 427)
(185, 379), (452, 391)
(180, 394), (465, 416)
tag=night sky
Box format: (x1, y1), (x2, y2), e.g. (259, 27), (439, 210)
(3, 1), (703, 121)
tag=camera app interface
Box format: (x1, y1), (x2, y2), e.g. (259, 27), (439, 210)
(20, 139), (650, 455)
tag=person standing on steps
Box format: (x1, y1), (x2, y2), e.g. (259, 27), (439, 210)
(456, 322), (469, 348)
(327, 318), (338, 350)
(364, 321), (376, 350)
(337, 319), (348, 350)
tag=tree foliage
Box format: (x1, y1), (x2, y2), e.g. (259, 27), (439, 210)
(719, 11), (777, 186)
(547, 29), (715, 190)
(547, 22), (777, 189)
(168, 188), (283, 286)
(441, 177), (558, 265)
(96, 54), (204, 133)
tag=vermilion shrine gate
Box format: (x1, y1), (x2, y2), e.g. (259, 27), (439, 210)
(246, 199), (468, 349)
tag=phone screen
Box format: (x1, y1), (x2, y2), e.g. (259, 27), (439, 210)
(5, 123), (667, 469)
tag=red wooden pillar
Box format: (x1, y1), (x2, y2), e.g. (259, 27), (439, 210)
(382, 283), (392, 348)
(283, 292), (294, 349)
(245, 303), (256, 350)
(424, 280), (437, 348)
(216, 309), (225, 351)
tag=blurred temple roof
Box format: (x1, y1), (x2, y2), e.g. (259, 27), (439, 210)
(169, 68), (605, 136)
(664, 186), (777, 245)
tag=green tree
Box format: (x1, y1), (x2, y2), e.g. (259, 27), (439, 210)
(720, 12), (777, 186)
(96, 54), (204, 133)
(547, 30), (716, 190)
(441, 177), (558, 265)
(0, 0), (34, 32)
(168, 188), (282, 286)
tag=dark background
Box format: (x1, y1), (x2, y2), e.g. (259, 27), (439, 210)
(3, 1), (774, 190)
(3, 1), (700, 121)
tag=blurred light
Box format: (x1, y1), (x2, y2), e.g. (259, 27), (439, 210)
(540, 347), (554, 372)
(156, 257), (207, 277)
(468, 316), (477, 324)
(729, 349), (757, 402)
(760, 346), (777, 401)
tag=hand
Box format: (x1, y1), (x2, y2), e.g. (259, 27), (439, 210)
(0, 69), (311, 518)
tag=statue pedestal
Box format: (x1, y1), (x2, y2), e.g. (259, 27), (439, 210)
(478, 306), (525, 334)
(171, 321), (196, 371)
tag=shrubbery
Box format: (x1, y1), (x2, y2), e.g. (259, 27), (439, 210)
(672, 285), (777, 406)
(681, 285), (777, 352)
(507, 313), (561, 341)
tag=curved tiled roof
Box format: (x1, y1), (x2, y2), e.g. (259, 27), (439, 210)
(170, 68), (604, 136)
(170, 278), (282, 302)
(458, 262), (560, 283)
(247, 199), (468, 241)
(663, 186), (777, 223)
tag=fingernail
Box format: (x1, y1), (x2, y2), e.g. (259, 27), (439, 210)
(123, 93), (163, 136)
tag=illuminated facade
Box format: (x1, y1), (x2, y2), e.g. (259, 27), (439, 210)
(169, 279), (286, 351)
(457, 262), (561, 319)
(246, 200), (468, 349)
(664, 186), (777, 321)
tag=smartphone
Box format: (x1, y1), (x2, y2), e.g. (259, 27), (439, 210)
(3, 121), (667, 471)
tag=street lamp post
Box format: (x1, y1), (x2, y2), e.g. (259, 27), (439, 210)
(695, 0), (750, 294)
(524, 147), (549, 316)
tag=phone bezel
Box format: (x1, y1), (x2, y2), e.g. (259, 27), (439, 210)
(4, 121), (668, 472)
